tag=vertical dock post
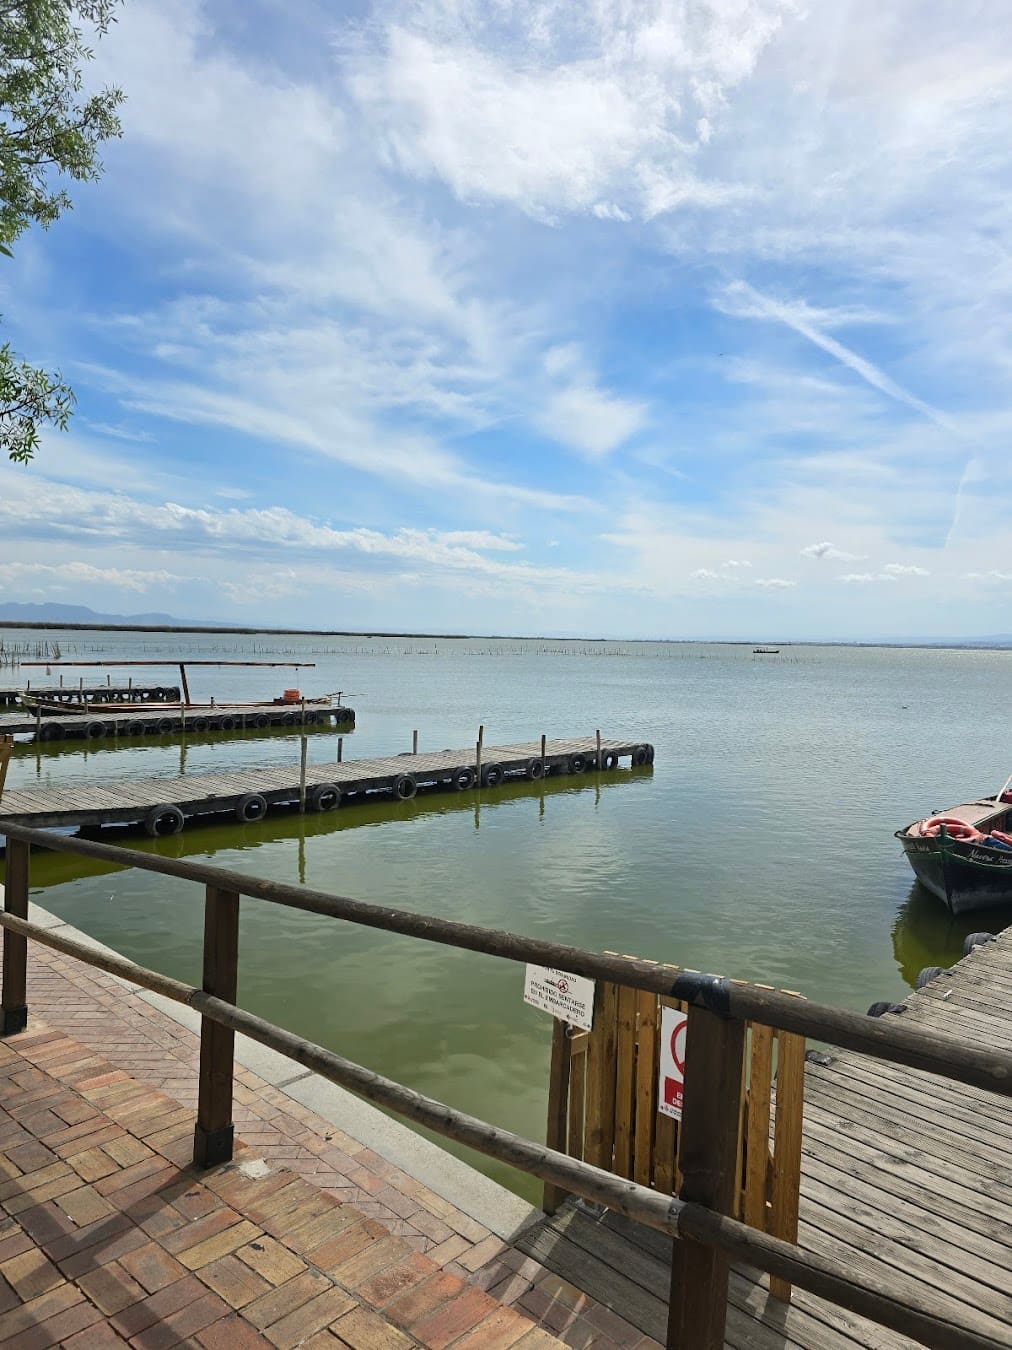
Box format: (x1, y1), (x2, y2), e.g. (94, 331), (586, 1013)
(666, 1007), (745, 1349)
(193, 885), (239, 1167)
(299, 736), (308, 813)
(337, 737), (343, 763)
(476, 724), (484, 785)
(1, 838), (29, 1035)
(596, 729), (601, 765)
(412, 729), (418, 754)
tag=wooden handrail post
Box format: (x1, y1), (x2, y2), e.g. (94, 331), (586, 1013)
(666, 1006), (746, 1349)
(193, 885), (240, 1167)
(543, 1019), (572, 1213)
(1, 838), (30, 1034)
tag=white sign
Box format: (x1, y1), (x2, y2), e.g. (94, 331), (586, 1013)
(523, 965), (595, 1031)
(658, 1005), (689, 1120)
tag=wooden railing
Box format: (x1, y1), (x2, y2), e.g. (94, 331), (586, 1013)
(544, 966), (806, 1302)
(0, 820), (1009, 1350)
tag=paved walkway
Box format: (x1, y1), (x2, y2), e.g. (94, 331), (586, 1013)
(1, 931), (662, 1348)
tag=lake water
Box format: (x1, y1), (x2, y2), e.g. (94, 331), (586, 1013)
(2, 629), (1010, 1199)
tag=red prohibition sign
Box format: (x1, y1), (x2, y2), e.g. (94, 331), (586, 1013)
(670, 1019), (687, 1075)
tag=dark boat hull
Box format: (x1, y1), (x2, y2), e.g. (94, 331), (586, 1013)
(898, 831), (1012, 915)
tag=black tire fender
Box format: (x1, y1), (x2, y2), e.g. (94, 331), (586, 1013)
(915, 965), (949, 990)
(236, 792), (267, 823)
(568, 754), (587, 774)
(452, 766), (476, 790)
(309, 782), (341, 812)
(602, 750), (619, 770)
(395, 774), (417, 800)
(85, 721), (105, 739)
(632, 745), (648, 767)
(145, 804), (184, 837)
(481, 763), (505, 787)
(526, 758), (546, 781)
(866, 1001), (904, 1018)
(962, 932), (996, 956)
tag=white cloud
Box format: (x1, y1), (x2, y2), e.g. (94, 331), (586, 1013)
(690, 568), (720, 580)
(883, 563), (929, 576)
(841, 572), (897, 584)
(801, 542), (863, 561)
(0, 562), (184, 593)
(346, 3), (795, 222)
(754, 577), (796, 588)
(723, 559), (752, 568)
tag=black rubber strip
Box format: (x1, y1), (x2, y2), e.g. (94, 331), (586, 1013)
(669, 972), (731, 1015)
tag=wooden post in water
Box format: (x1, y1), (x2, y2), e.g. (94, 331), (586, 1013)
(412, 729), (418, 754)
(540, 733), (546, 761)
(299, 736), (308, 813)
(476, 724), (484, 785)
(596, 729), (601, 765)
(337, 737), (343, 763)
(0, 838), (29, 1035)
(193, 886), (239, 1167)
(34, 704), (41, 740)
(666, 1008), (746, 1349)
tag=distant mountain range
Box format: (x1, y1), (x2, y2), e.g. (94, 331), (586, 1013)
(0, 602), (221, 628)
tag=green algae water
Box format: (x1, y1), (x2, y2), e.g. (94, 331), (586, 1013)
(3, 631), (1011, 1200)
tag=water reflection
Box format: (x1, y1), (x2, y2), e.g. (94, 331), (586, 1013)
(891, 882), (1012, 986)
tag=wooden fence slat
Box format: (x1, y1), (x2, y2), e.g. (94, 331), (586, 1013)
(633, 989), (657, 1187)
(568, 1034), (588, 1160)
(769, 1028), (806, 1301)
(544, 1018), (572, 1213)
(613, 984), (637, 1178)
(653, 996), (679, 1196)
(193, 885), (240, 1168)
(744, 1022), (774, 1229)
(585, 980), (619, 1169)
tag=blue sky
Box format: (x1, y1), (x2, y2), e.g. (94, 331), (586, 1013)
(2, 0), (1011, 639)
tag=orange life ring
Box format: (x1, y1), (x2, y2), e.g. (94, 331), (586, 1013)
(988, 829), (1012, 847)
(919, 816), (984, 842)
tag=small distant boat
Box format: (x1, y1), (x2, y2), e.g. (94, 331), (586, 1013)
(896, 777), (1012, 914)
(753, 647), (780, 655)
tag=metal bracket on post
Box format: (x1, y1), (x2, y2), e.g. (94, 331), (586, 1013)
(193, 885), (239, 1168)
(1, 837), (29, 1036)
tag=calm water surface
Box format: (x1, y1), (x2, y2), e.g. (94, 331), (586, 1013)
(3, 630), (1010, 1198)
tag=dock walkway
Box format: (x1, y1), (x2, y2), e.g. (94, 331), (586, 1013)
(517, 928), (1012, 1348)
(0, 703), (354, 744)
(0, 737), (652, 834)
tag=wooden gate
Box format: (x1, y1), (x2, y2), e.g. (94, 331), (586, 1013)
(544, 961), (806, 1301)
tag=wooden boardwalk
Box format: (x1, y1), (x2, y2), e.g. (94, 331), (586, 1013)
(0, 737), (654, 835)
(0, 702), (354, 744)
(517, 927), (1012, 1348)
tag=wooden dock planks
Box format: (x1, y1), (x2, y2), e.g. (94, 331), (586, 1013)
(0, 736), (653, 834)
(518, 927), (1012, 1348)
(0, 701), (354, 741)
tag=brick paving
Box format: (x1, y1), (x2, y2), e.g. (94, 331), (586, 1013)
(0, 935), (661, 1348)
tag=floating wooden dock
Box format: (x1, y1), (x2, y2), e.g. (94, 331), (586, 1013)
(518, 929), (1012, 1348)
(0, 700), (355, 743)
(0, 736), (653, 835)
(18, 682), (181, 706)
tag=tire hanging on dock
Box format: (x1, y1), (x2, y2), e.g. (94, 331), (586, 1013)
(526, 757), (545, 780)
(144, 804), (184, 837)
(394, 774), (417, 800)
(235, 793), (268, 823)
(568, 754), (587, 774)
(631, 745), (649, 766)
(309, 783), (341, 812)
(480, 763), (505, 787)
(451, 767), (476, 790)
(602, 751), (619, 770)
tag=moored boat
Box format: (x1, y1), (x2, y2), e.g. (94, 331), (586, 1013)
(895, 781), (1012, 914)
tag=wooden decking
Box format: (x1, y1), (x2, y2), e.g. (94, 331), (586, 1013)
(0, 738), (653, 834)
(518, 927), (1012, 1348)
(0, 703), (354, 744)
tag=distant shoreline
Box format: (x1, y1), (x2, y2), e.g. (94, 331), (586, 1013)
(0, 620), (1009, 650)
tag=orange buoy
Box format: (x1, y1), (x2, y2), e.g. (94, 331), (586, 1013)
(919, 816), (984, 842)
